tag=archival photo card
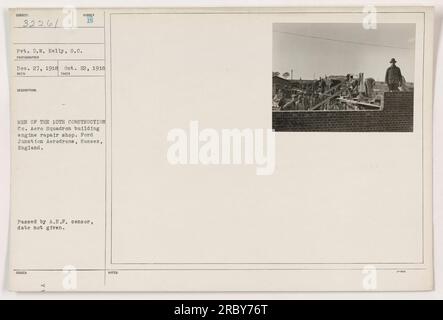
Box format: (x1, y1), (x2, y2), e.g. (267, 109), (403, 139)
(7, 7), (433, 292)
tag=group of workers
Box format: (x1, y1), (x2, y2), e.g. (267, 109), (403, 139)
(273, 58), (404, 111)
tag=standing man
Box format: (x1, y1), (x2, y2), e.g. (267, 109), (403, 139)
(385, 58), (403, 91)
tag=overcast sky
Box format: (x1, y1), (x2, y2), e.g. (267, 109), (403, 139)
(273, 23), (415, 82)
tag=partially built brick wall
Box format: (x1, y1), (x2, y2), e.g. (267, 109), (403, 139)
(272, 91), (414, 132)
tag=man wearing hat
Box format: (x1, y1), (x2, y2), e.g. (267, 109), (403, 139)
(385, 58), (403, 91)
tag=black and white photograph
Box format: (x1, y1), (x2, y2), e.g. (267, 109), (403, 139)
(272, 23), (416, 132)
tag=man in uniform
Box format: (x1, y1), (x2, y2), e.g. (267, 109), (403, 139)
(385, 58), (403, 91)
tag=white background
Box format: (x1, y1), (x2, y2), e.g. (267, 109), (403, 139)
(0, 0), (442, 299)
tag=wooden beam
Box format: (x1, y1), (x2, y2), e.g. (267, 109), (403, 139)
(337, 98), (381, 109)
(310, 81), (346, 110)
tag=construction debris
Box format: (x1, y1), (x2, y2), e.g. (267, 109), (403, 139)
(272, 73), (386, 111)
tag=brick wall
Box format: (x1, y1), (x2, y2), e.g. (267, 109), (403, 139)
(272, 91), (413, 132)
